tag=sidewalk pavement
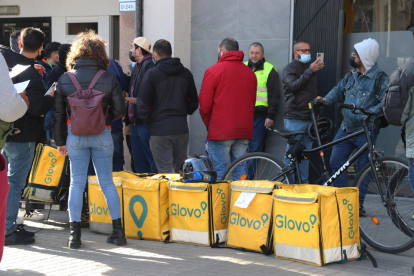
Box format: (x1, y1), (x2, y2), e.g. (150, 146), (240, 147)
(0, 211), (413, 276)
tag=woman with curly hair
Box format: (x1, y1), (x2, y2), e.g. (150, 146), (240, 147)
(53, 31), (126, 249)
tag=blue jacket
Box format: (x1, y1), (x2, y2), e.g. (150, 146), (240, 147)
(107, 59), (127, 133)
(324, 63), (389, 132)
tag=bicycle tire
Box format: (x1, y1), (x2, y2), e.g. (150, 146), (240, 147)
(222, 152), (294, 183)
(353, 156), (414, 254)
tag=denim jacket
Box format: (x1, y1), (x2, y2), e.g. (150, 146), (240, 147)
(324, 63), (389, 132)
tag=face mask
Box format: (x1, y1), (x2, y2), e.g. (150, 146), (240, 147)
(349, 56), (358, 68)
(298, 53), (311, 64)
(152, 56), (156, 64)
(129, 51), (136, 62)
(218, 52), (221, 61)
(248, 59), (263, 68)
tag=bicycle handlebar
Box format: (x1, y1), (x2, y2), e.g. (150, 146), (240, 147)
(337, 103), (381, 117)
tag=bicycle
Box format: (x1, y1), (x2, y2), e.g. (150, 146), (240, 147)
(223, 101), (414, 254)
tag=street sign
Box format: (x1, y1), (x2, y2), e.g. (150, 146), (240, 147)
(119, 1), (135, 12)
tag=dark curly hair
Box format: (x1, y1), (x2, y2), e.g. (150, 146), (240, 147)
(66, 30), (109, 70)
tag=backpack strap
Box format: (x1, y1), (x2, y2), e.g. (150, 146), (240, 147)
(66, 72), (82, 91)
(88, 69), (106, 89)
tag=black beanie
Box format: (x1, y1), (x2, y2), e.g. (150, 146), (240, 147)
(59, 44), (71, 66)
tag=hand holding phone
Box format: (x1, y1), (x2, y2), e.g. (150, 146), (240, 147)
(45, 82), (57, 97)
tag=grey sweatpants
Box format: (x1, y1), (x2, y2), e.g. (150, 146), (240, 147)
(149, 133), (189, 173)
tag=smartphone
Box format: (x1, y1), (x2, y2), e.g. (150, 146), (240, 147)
(317, 53), (324, 63)
(45, 82), (57, 96)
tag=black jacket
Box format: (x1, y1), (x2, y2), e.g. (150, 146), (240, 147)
(53, 59), (126, 146)
(128, 57), (155, 125)
(246, 61), (280, 119)
(137, 57), (199, 136)
(282, 59), (320, 120)
(0, 45), (53, 143)
(45, 61), (67, 88)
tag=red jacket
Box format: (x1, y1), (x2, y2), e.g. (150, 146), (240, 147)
(199, 51), (257, 140)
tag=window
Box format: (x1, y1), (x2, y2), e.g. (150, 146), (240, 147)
(67, 22), (98, 35)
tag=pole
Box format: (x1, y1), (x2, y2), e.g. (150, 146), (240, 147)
(135, 0), (142, 37)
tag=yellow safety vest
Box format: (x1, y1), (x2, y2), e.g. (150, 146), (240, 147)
(244, 61), (276, 107)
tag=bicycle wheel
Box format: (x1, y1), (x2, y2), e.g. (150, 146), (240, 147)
(353, 156), (414, 253)
(222, 152), (294, 183)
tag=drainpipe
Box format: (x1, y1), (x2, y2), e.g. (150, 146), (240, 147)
(135, 0), (142, 37)
(289, 0), (295, 63)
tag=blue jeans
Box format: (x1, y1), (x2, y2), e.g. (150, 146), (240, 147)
(330, 126), (379, 204)
(283, 119), (313, 183)
(208, 139), (249, 181)
(111, 131), (124, 172)
(2, 142), (36, 235)
(247, 117), (267, 179)
(44, 110), (53, 144)
(66, 126), (121, 222)
(130, 124), (157, 173)
(408, 159), (414, 193)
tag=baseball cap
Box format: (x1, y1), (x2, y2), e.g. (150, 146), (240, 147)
(133, 37), (151, 53)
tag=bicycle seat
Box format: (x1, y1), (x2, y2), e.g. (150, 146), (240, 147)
(274, 130), (306, 139)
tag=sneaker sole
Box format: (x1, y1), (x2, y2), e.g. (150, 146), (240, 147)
(107, 238), (127, 246)
(68, 241), (81, 249)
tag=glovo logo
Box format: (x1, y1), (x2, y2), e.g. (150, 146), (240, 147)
(90, 203), (109, 216)
(343, 199), (354, 239)
(129, 195), (148, 238)
(217, 188), (227, 224)
(275, 214), (317, 233)
(44, 152), (58, 184)
(229, 212), (269, 230)
(170, 201), (207, 218)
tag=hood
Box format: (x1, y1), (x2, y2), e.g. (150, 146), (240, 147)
(0, 44), (33, 68)
(59, 44), (71, 66)
(156, 57), (184, 75)
(10, 38), (19, 53)
(354, 38), (379, 71)
(218, 51), (244, 63)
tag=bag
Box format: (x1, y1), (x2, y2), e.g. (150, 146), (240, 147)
(66, 69), (107, 136)
(273, 185), (361, 266)
(227, 181), (279, 254)
(168, 181), (230, 246)
(123, 174), (180, 241)
(88, 171), (138, 234)
(24, 144), (69, 203)
(0, 120), (13, 150)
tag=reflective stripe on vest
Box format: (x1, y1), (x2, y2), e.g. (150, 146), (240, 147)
(244, 61), (276, 107)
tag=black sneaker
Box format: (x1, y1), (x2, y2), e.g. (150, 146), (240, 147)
(359, 204), (366, 217)
(5, 231), (35, 245)
(15, 225), (35, 237)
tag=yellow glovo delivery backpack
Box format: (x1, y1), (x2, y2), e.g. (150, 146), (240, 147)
(273, 185), (361, 266)
(226, 180), (280, 254)
(24, 144), (69, 203)
(88, 171), (137, 234)
(168, 180), (230, 246)
(122, 174), (180, 241)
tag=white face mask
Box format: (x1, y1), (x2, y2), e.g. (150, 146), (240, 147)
(299, 54), (311, 64)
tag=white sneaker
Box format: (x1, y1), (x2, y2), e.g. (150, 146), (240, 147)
(16, 216), (24, 225)
(18, 209), (45, 221)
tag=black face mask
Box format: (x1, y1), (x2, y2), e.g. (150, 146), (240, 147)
(349, 56), (358, 68)
(129, 51), (136, 62)
(248, 59), (263, 68)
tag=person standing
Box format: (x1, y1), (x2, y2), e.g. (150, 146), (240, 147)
(0, 52), (29, 261)
(53, 31), (126, 249)
(125, 37), (157, 173)
(45, 43), (71, 88)
(317, 39), (387, 216)
(9, 30), (21, 53)
(0, 27), (54, 245)
(244, 42), (280, 178)
(282, 41), (324, 183)
(199, 38), (257, 181)
(137, 39), (199, 173)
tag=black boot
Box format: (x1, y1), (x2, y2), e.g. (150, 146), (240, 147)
(107, 218), (127, 246)
(68, 222), (82, 249)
